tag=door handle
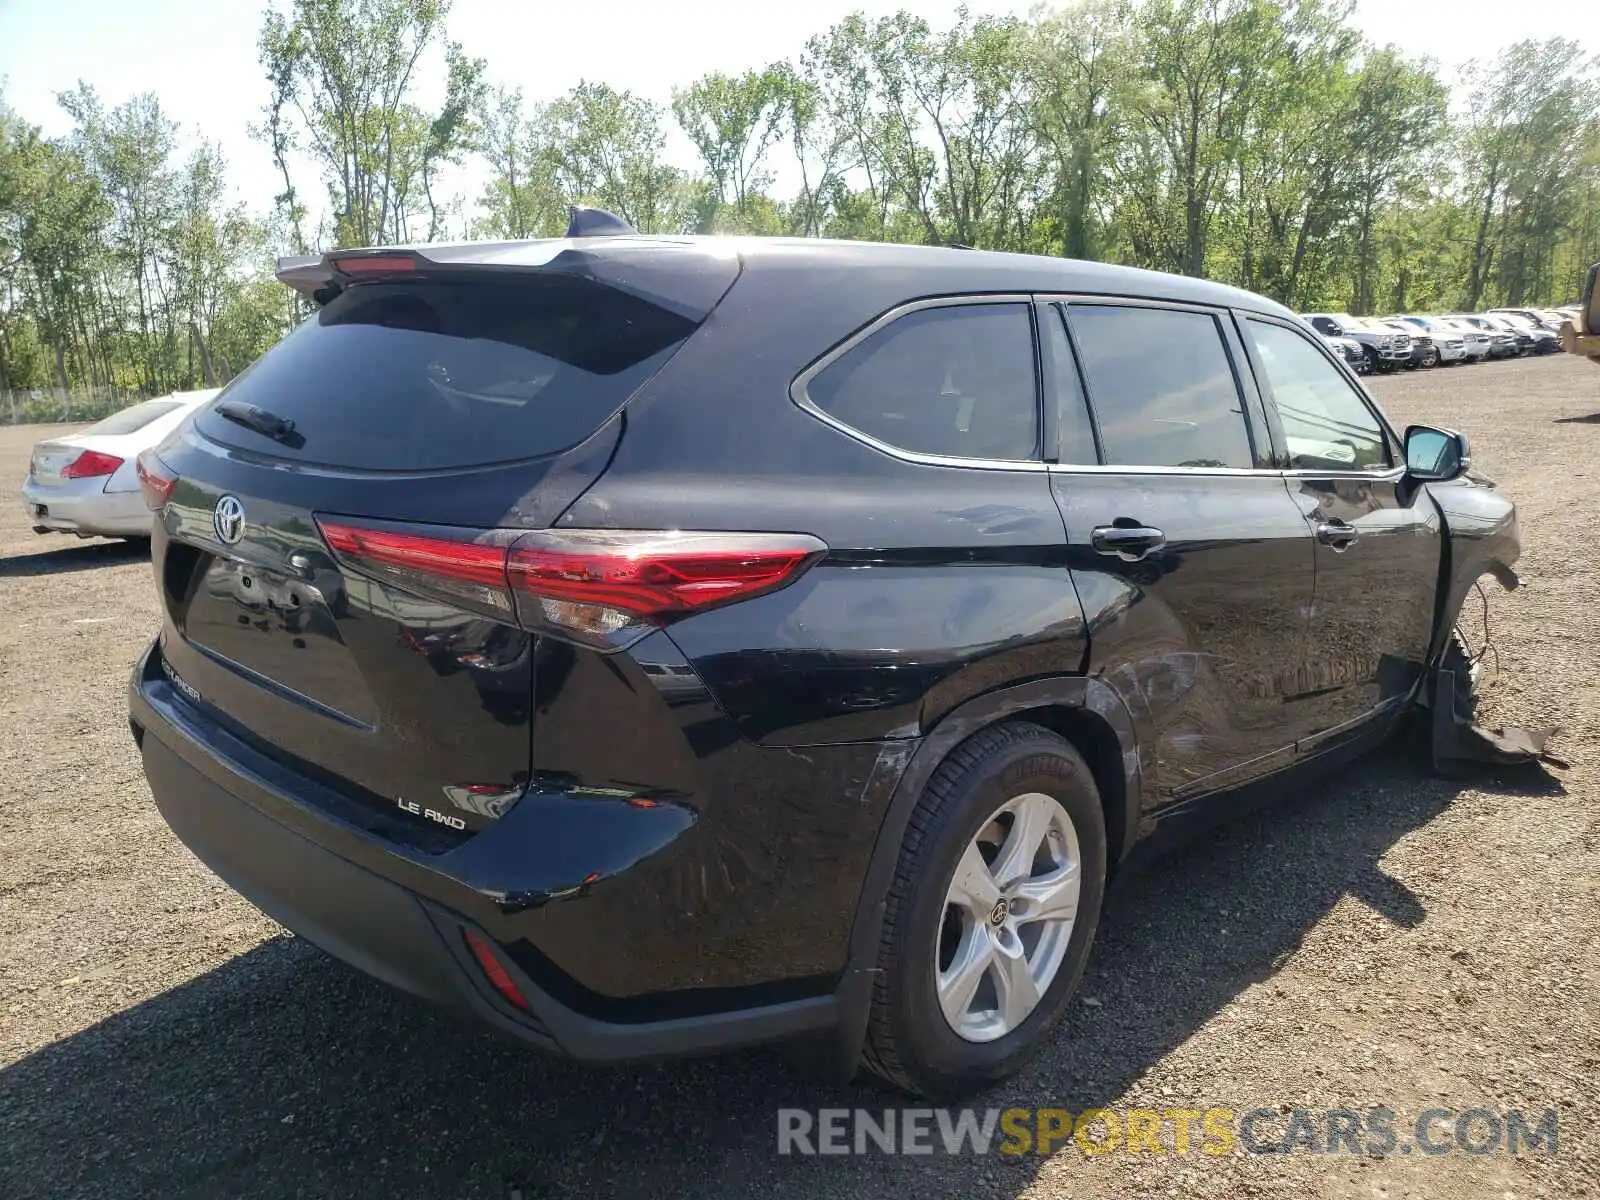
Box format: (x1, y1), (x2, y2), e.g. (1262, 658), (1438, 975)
(1316, 520), (1360, 550)
(1090, 523), (1166, 561)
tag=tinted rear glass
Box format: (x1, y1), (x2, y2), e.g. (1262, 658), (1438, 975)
(805, 303), (1040, 461)
(196, 279), (699, 470)
(84, 400), (183, 436)
(1069, 304), (1255, 470)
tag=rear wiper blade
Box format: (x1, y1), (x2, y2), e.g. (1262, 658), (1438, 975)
(215, 398), (297, 442)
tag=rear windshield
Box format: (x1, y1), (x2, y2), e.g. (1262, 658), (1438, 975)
(85, 399), (183, 436)
(196, 278), (699, 470)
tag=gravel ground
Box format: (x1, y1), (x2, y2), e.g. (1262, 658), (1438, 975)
(1, 356), (1596, 1200)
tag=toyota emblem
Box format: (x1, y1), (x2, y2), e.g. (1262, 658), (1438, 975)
(212, 495), (246, 545)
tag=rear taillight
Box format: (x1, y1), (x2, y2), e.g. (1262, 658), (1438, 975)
(61, 449), (124, 480)
(315, 519), (522, 619)
(315, 517), (826, 647)
(135, 450), (177, 509)
(507, 529), (828, 644)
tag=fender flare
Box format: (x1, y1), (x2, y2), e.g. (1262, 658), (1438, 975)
(831, 674), (1143, 1074)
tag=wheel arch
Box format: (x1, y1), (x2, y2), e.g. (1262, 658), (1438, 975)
(834, 675), (1143, 1075)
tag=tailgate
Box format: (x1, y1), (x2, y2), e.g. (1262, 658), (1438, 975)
(144, 250), (735, 846)
(155, 474), (538, 844)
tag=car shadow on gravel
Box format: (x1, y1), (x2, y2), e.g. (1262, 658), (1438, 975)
(0, 537), (148, 577)
(0, 746), (1564, 1200)
(1552, 412), (1600, 424)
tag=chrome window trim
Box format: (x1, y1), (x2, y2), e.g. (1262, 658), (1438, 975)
(1046, 463), (1408, 482)
(788, 294), (1049, 473)
(790, 291), (1412, 482)
(1035, 292), (1247, 316)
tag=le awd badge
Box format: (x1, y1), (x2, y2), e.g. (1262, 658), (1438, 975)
(397, 797), (467, 831)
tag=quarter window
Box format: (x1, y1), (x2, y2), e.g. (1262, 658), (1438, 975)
(805, 303), (1040, 461)
(1245, 319), (1390, 471)
(1068, 305), (1255, 470)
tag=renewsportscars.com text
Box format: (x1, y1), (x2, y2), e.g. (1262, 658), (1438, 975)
(776, 1106), (1560, 1157)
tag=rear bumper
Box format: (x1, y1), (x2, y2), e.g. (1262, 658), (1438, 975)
(20, 478), (150, 536)
(129, 639), (844, 1062)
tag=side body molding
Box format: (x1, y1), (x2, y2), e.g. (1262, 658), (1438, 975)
(834, 674), (1143, 1073)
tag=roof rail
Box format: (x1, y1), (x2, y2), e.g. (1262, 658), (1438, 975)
(566, 206), (637, 238)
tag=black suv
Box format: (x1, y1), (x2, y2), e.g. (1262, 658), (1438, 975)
(130, 219), (1519, 1099)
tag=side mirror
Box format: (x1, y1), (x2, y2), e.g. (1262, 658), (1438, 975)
(1404, 425), (1470, 482)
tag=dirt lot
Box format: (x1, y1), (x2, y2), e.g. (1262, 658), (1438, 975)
(1, 357), (1597, 1200)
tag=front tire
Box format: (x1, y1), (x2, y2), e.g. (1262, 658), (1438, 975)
(1441, 628), (1479, 723)
(860, 722), (1107, 1099)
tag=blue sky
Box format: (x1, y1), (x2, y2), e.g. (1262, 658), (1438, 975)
(3, 0), (1597, 231)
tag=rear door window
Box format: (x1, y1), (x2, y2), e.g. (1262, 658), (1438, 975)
(1067, 304), (1256, 469)
(195, 279), (699, 471)
(804, 302), (1040, 461)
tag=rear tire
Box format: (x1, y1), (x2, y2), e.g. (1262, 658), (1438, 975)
(860, 722), (1107, 1099)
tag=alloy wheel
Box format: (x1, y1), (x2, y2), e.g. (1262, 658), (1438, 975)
(935, 792), (1082, 1043)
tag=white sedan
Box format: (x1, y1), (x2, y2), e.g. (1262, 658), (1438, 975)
(20, 388), (220, 540)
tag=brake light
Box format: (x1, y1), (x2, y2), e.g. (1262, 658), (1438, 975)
(507, 529), (828, 644)
(135, 450), (177, 509)
(508, 530), (823, 614)
(333, 255), (416, 276)
(317, 518), (519, 618)
(61, 449), (124, 480)
(319, 522), (509, 587)
(316, 518), (827, 647)
(461, 928), (529, 1011)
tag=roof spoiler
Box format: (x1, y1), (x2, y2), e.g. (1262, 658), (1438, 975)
(276, 209), (642, 304)
(275, 253), (337, 303)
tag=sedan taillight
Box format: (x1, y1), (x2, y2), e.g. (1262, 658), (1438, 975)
(60, 449), (124, 480)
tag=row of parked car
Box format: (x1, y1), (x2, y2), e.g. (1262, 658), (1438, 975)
(1306, 306), (1577, 373)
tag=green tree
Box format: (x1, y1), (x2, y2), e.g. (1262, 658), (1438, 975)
(1460, 39), (1600, 308)
(672, 65), (789, 230)
(257, 0), (480, 247)
(1026, 0), (1133, 259)
(543, 82), (691, 233)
